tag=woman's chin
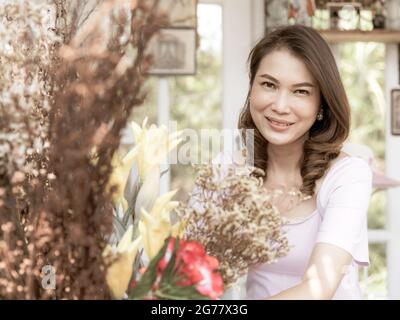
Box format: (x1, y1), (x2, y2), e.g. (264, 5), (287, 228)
(266, 139), (292, 146)
(260, 129), (308, 147)
(261, 132), (294, 146)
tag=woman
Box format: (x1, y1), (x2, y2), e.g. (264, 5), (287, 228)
(236, 25), (372, 299)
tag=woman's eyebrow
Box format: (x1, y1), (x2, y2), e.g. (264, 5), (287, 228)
(259, 74), (315, 88)
(293, 82), (315, 88)
(259, 74), (279, 83)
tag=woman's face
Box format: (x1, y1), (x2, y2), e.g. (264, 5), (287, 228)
(249, 49), (321, 146)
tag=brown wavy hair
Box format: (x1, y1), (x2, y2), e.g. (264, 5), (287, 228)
(238, 25), (350, 196)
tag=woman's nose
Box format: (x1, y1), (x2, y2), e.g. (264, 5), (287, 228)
(271, 90), (290, 114)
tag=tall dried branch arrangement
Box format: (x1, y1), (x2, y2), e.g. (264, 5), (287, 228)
(0, 0), (167, 299)
(179, 164), (291, 289)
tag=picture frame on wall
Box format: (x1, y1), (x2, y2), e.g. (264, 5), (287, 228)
(158, 0), (197, 28)
(146, 28), (197, 76)
(392, 89), (400, 136)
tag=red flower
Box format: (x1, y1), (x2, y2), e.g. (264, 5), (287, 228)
(155, 237), (224, 300)
(176, 241), (206, 286)
(178, 253), (223, 300)
(177, 239), (223, 299)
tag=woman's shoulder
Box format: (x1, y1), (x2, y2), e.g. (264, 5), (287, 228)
(315, 152), (372, 196)
(319, 152), (372, 194)
(329, 152), (372, 179)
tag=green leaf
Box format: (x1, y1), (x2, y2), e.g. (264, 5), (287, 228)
(128, 237), (170, 300)
(124, 163), (141, 209)
(157, 283), (210, 300)
(113, 213), (127, 238)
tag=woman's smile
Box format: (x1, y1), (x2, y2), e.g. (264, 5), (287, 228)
(265, 116), (295, 131)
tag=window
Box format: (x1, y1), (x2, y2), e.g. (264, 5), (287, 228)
(129, 1), (223, 202)
(338, 42), (388, 299)
(170, 2), (223, 201)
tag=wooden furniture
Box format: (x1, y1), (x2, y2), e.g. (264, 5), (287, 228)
(317, 29), (400, 43)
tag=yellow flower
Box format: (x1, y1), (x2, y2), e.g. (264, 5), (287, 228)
(171, 216), (188, 238)
(125, 118), (183, 180)
(139, 208), (171, 260)
(138, 189), (184, 260)
(108, 118), (182, 210)
(104, 225), (141, 299)
(133, 165), (160, 220)
(107, 151), (136, 211)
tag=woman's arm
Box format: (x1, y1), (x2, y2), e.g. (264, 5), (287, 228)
(267, 243), (352, 300)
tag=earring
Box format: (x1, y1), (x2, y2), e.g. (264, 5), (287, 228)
(316, 109), (323, 121)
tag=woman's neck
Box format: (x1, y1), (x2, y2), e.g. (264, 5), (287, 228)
(265, 140), (305, 188)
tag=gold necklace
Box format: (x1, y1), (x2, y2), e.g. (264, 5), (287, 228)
(263, 186), (311, 213)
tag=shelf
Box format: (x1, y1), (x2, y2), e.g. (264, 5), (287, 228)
(317, 29), (400, 43)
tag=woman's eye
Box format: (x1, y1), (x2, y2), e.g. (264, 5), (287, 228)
(261, 81), (276, 89)
(294, 89), (310, 96)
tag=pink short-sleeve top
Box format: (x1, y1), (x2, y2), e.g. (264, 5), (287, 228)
(245, 156), (373, 300)
(188, 152), (373, 300)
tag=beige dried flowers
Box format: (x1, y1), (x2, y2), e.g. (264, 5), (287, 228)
(178, 162), (297, 289)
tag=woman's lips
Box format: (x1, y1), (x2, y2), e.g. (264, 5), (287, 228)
(265, 116), (295, 130)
